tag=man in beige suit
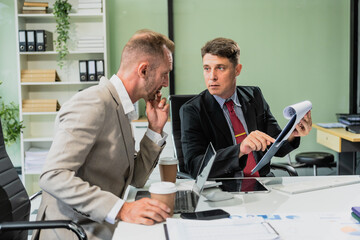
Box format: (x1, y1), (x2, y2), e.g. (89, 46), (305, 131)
(33, 30), (174, 240)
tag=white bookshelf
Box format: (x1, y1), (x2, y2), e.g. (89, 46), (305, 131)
(14, 0), (108, 194)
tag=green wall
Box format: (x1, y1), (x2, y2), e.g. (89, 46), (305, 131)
(0, 0), (21, 166)
(107, 0), (169, 114)
(0, 0), (351, 166)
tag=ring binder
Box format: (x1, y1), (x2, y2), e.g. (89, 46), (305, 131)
(96, 60), (104, 80)
(36, 30), (53, 51)
(79, 60), (88, 82)
(26, 30), (36, 52)
(87, 60), (96, 81)
(18, 30), (27, 52)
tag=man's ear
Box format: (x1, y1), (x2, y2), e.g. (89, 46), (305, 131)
(138, 62), (148, 78)
(235, 63), (242, 76)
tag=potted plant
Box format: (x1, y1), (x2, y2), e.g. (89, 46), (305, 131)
(0, 81), (24, 146)
(53, 0), (72, 68)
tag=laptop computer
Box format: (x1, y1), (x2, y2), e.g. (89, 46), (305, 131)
(135, 142), (217, 213)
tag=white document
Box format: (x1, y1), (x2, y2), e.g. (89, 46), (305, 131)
(271, 175), (360, 194)
(281, 100), (312, 140)
(166, 217), (279, 240)
(251, 100), (312, 175)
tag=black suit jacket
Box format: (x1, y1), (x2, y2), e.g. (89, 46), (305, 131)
(180, 86), (300, 178)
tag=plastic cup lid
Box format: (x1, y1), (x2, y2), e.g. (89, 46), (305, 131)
(149, 181), (177, 194)
(159, 157), (179, 165)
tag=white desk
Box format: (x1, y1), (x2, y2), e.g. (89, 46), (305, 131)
(113, 176), (360, 240)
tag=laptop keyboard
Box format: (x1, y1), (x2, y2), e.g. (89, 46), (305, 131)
(174, 190), (193, 213)
(135, 190), (195, 213)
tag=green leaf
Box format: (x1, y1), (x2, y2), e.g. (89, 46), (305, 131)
(53, 0), (72, 68)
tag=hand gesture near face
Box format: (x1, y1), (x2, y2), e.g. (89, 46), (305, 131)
(146, 92), (170, 134)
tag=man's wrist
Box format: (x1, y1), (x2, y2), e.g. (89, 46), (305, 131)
(146, 128), (168, 146)
(106, 199), (125, 224)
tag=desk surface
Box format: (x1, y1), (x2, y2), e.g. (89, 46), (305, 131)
(313, 124), (360, 142)
(113, 176), (360, 240)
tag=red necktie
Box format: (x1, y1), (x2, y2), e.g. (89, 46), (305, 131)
(225, 100), (259, 177)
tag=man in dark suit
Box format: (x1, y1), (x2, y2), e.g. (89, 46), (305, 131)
(180, 37), (312, 178)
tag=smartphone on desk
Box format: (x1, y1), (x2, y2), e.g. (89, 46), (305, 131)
(180, 209), (230, 220)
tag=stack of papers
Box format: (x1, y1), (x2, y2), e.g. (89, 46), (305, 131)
(77, 0), (102, 14)
(165, 217), (279, 240)
(77, 36), (104, 52)
(22, 1), (48, 14)
(25, 148), (48, 174)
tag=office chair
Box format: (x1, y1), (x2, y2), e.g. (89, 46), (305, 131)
(169, 95), (195, 179)
(294, 152), (336, 176)
(0, 118), (87, 240)
(169, 94), (298, 178)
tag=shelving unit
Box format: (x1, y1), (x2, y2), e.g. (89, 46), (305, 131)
(14, 0), (108, 194)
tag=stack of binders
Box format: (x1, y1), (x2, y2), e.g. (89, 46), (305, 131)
(22, 99), (61, 112)
(352, 207), (360, 222)
(18, 30), (53, 52)
(21, 69), (60, 82)
(77, 0), (102, 14)
(79, 60), (104, 81)
(22, 1), (48, 14)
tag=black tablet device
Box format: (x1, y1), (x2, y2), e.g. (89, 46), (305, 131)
(214, 178), (269, 193)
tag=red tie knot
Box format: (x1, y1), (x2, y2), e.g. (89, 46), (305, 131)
(225, 100), (235, 113)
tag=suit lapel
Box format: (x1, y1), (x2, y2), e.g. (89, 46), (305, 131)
(204, 91), (233, 146)
(237, 87), (256, 132)
(100, 79), (135, 175)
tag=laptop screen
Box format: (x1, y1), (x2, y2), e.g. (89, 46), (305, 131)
(192, 142), (216, 196)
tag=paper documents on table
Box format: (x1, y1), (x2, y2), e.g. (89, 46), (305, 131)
(165, 217), (279, 240)
(251, 100), (312, 175)
(271, 175), (360, 194)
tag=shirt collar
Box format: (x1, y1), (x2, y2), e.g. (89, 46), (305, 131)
(109, 74), (138, 121)
(213, 90), (241, 108)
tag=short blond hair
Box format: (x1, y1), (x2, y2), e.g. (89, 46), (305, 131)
(120, 29), (174, 69)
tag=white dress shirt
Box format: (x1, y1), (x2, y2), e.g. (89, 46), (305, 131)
(105, 75), (168, 224)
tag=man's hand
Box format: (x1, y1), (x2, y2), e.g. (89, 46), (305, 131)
(117, 198), (171, 225)
(239, 131), (275, 158)
(146, 92), (170, 134)
(288, 110), (312, 142)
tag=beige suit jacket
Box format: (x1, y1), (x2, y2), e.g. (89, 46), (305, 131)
(32, 78), (163, 240)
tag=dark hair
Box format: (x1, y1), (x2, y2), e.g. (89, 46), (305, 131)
(201, 38), (240, 67)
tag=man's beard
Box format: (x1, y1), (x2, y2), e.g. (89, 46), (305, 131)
(145, 73), (158, 101)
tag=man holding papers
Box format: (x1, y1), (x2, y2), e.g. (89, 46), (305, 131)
(180, 37), (312, 178)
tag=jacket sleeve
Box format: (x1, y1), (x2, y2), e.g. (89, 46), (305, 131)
(131, 135), (163, 188)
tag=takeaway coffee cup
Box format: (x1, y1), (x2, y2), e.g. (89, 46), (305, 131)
(149, 181), (177, 216)
(159, 157), (179, 183)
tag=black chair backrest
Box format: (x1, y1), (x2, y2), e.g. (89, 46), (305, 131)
(169, 95), (196, 173)
(0, 118), (31, 239)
